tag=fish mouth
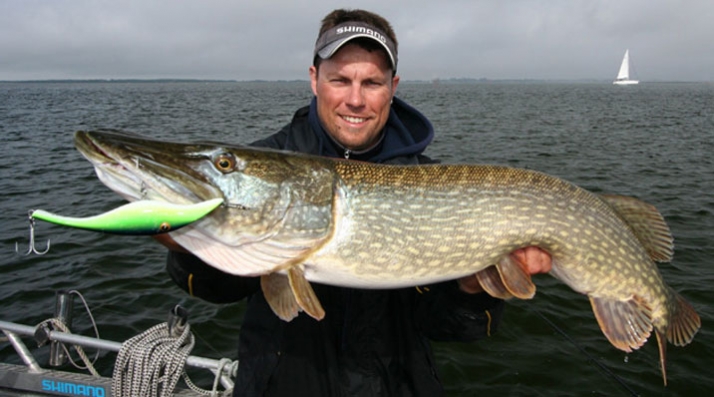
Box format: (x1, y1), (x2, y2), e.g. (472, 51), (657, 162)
(74, 129), (223, 205)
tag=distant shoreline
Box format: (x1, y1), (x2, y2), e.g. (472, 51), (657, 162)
(0, 79), (250, 83)
(0, 78), (707, 84)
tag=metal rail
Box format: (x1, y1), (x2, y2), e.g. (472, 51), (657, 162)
(0, 320), (233, 374)
(1, 318), (236, 396)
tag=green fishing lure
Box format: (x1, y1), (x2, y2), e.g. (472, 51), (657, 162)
(30, 198), (224, 235)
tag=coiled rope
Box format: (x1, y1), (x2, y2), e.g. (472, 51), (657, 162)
(112, 311), (195, 397)
(111, 305), (234, 396)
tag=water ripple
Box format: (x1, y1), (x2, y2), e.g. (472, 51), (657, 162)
(1, 81), (712, 395)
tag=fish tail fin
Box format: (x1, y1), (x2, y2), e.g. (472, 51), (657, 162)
(666, 292), (701, 347)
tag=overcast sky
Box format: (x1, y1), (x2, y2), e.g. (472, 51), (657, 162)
(1, 0), (712, 82)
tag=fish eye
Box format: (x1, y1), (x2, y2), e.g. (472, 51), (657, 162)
(214, 153), (236, 173)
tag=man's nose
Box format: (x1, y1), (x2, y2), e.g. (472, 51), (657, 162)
(345, 84), (366, 108)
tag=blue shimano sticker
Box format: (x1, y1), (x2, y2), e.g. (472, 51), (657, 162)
(41, 379), (106, 396)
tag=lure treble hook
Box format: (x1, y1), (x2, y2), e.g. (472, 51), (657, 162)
(15, 210), (51, 256)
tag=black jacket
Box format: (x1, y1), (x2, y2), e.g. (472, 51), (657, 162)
(166, 97), (505, 396)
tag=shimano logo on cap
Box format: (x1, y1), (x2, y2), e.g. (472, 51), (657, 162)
(335, 26), (387, 43)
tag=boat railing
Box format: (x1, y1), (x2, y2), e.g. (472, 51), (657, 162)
(0, 291), (236, 396)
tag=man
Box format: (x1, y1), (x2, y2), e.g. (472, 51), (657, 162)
(160, 9), (551, 396)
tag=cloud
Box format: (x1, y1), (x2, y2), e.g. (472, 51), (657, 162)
(1, 0), (712, 81)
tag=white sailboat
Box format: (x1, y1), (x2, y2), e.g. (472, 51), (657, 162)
(613, 49), (639, 85)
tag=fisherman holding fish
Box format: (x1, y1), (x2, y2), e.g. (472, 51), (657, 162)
(156, 9), (551, 397)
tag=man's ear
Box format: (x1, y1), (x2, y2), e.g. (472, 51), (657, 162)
(309, 65), (319, 96)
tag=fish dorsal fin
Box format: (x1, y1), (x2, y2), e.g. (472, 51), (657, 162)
(589, 295), (653, 353)
(476, 266), (515, 300)
(495, 255), (536, 299)
(599, 194), (674, 262)
(260, 267), (325, 321)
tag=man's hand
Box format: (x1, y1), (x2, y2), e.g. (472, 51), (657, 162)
(458, 247), (552, 294)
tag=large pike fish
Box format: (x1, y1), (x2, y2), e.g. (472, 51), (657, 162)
(74, 129), (699, 384)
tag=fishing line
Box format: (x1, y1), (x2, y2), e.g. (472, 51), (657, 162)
(530, 307), (640, 397)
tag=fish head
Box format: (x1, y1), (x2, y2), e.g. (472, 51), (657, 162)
(73, 129), (305, 245)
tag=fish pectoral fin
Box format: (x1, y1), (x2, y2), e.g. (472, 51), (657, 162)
(261, 273), (301, 321)
(588, 294), (653, 353)
(260, 268), (326, 322)
(287, 266), (325, 321)
(475, 266), (515, 300)
(599, 194), (674, 262)
(495, 255), (536, 299)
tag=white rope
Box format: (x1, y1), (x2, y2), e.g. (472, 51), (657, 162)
(112, 321), (195, 397)
(27, 292), (235, 396)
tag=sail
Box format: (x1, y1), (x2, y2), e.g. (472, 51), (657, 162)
(616, 50), (631, 80)
(613, 49), (639, 85)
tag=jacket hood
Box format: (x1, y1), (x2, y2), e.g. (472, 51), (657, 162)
(307, 96), (434, 163)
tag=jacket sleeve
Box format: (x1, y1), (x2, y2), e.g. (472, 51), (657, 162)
(414, 280), (505, 342)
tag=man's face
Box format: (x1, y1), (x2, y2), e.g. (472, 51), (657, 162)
(310, 43), (400, 151)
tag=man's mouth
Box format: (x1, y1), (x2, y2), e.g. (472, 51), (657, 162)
(342, 115), (367, 124)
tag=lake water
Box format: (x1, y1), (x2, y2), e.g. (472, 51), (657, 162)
(1, 81), (713, 396)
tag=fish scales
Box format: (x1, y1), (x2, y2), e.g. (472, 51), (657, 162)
(313, 162), (659, 295)
(73, 130), (700, 385)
